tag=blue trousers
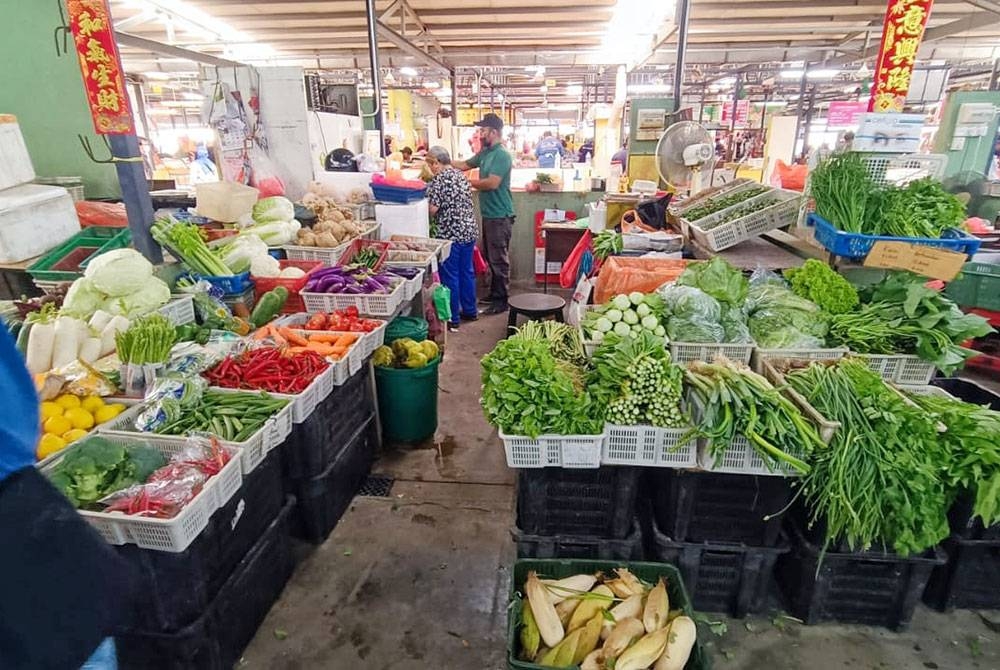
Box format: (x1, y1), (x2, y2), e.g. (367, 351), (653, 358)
(439, 241), (477, 324)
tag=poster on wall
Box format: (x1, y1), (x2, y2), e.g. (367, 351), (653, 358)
(827, 101), (868, 127)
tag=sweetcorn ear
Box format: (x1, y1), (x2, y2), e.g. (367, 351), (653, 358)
(567, 585), (614, 631)
(519, 602), (540, 661)
(615, 627), (671, 670)
(643, 577), (670, 633)
(572, 615), (605, 665)
(526, 571), (565, 649)
(602, 617), (645, 660)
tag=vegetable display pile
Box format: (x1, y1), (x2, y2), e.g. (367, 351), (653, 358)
(696, 193), (780, 231)
(517, 320), (588, 367)
(783, 358), (949, 555)
(744, 283), (828, 349)
(48, 436), (166, 509)
(373, 338), (439, 369)
(62, 248), (172, 320)
(682, 185), (768, 222)
(517, 568), (697, 669)
(249, 286), (289, 328)
(295, 186), (369, 248)
(346, 246), (382, 269)
(684, 358), (824, 475)
(299, 308), (383, 333)
(253, 324), (359, 360)
(589, 332), (685, 428)
(593, 230), (623, 261)
(809, 152), (871, 233)
(205, 347), (329, 394)
(140, 390), (289, 442)
(115, 314), (177, 365)
(303, 265), (402, 295)
(582, 292), (666, 344)
(783, 259), (859, 315)
(37, 394), (127, 460)
(152, 217), (233, 276)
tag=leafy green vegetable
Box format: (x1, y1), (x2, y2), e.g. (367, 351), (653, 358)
(744, 284), (828, 349)
(676, 257), (748, 306)
(810, 152), (873, 233)
(84, 249), (155, 298)
(869, 178), (967, 237)
(589, 332), (685, 427)
(783, 259), (859, 315)
(593, 230), (623, 260)
(682, 186), (768, 222)
(48, 436), (165, 508)
(660, 285), (725, 343)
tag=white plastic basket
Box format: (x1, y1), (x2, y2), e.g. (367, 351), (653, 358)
(670, 179), (761, 218)
(857, 353), (936, 385)
(255, 363), (334, 424)
(749, 347), (848, 373)
(41, 433), (243, 552)
(301, 279), (406, 317)
(686, 189), (803, 252)
(670, 341), (755, 365)
(283, 223), (381, 264)
(400, 268), (426, 301)
(157, 295), (196, 326)
(275, 313), (387, 360)
(386, 249), (437, 274)
(35, 398), (140, 470)
(499, 428), (605, 468)
(387, 235), (452, 262)
(364, 319), (388, 357)
(602, 423), (697, 467)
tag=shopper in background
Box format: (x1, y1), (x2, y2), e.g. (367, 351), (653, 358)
(535, 131), (564, 169)
(612, 139), (628, 166)
(454, 113), (515, 315)
(0, 330), (135, 669)
(577, 138), (595, 163)
(425, 146), (479, 332)
(188, 144), (218, 184)
(401, 146), (414, 164)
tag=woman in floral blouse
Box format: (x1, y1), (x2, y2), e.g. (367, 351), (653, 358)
(425, 146), (478, 331)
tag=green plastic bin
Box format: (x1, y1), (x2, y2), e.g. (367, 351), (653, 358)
(385, 315), (429, 343)
(27, 226), (132, 284)
(945, 262), (1000, 312)
(375, 355), (440, 443)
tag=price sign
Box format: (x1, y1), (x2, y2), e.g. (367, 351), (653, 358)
(863, 240), (966, 280)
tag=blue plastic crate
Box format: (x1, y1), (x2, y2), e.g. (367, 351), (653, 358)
(809, 213), (982, 260)
(371, 183), (426, 204)
(195, 271), (253, 295)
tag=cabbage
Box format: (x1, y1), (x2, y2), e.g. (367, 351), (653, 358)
(612, 294), (631, 311)
(219, 234), (269, 273)
(279, 266), (306, 279)
(250, 254), (281, 277)
(241, 219), (300, 246)
(62, 278), (106, 318)
(103, 278), (171, 316)
(252, 196), (295, 223)
(84, 249), (153, 297)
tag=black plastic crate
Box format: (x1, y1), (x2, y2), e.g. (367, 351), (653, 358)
(924, 535), (1000, 611)
(117, 496), (295, 670)
(932, 376), (1000, 410)
(649, 469), (792, 547)
(947, 489), (1000, 541)
(776, 520), (946, 630)
(291, 416), (375, 544)
(282, 366), (375, 481)
(516, 465), (640, 539)
(511, 520), (643, 560)
(116, 447), (284, 632)
(644, 514), (787, 618)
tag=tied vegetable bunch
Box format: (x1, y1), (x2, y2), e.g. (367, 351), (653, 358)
(116, 314), (177, 365)
(151, 216), (233, 276)
(592, 230), (623, 261)
(589, 332), (685, 428)
(582, 292), (666, 344)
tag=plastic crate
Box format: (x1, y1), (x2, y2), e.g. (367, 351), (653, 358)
(385, 248), (436, 273)
(670, 178), (760, 218)
(809, 213), (982, 260)
(516, 466), (640, 539)
(511, 520), (643, 559)
(336, 238), (390, 271)
(27, 225), (131, 285)
(194, 271), (252, 295)
(115, 497), (295, 670)
(507, 559), (709, 670)
(220, 286), (255, 316)
(645, 515), (789, 617)
(687, 189), (802, 252)
(386, 235), (453, 262)
(283, 224), (381, 264)
(749, 346), (847, 373)
(116, 448), (284, 631)
(650, 469), (793, 547)
(945, 262), (1000, 312)
(301, 277), (406, 318)
(602, 423), (697, 467)
(857, 353), (936, 385)
(923, 535), (1000, 611)
(371, 182), (426, 203)
(212, 362), (334, 425)
(281, 366), (375, 480)
(157, 295), (196, 326)
(670, 341), (755, 365)
(40, 434), (243, 552)
(500, 429), (605, 468)
(776, 519), (946, 630)
(290, 416), (375, 544)
(398, 267), (426, 301)
(251, 260), (322, 315)
(280, 327), (361, 385)
(274, 312), (388, 359)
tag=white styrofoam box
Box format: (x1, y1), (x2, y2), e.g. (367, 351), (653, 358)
(0, 183), (80, 263)
(0, 115), (35, 190)
(376, 199), (430, 240)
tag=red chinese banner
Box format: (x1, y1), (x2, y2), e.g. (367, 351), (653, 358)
(68, 0), (135, 134)
(868, 0), (934, 113)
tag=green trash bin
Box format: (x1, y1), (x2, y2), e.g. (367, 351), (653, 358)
(386, 315), (428, 343)
(375, 355), (440, 443)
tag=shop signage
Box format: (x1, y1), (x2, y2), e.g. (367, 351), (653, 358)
(67, 0), (135, 134)
(827, 101), (868, 127)
(722, 99), (749, 126)
(869, 0), (934, 113)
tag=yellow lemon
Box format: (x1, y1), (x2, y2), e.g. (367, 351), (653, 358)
(65, 407), (96, 430)
(54, 394), (81, 410)
(62, 428), (89, 443)
(80, 396), (105, 413)
(37, 434), (66, 459)
(94, 403), (126, 424)
(43, 415), (72, 436)
(40, 401), (64, 420)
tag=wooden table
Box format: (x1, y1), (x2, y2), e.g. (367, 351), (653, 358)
(541, 222), (587, 292)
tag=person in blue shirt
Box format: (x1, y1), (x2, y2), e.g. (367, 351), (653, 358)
(534, 131), (565, 169)
(0, 329), (135, 669)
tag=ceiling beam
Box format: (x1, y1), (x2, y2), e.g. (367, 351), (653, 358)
(923, 10), (1000, 40)
(116, 32), (242, 67)
(375, 19), (450, 72)
(964, 0), (1000, 16)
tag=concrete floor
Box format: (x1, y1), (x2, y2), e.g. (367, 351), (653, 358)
(241, 298), (1000, 670)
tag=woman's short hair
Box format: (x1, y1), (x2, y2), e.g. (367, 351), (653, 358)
(428, 146), (451, 165)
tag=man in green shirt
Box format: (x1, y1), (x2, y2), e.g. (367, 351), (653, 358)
(454, 113), (514, 314)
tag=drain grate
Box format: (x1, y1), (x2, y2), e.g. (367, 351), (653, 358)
(358, 475), (395, 497)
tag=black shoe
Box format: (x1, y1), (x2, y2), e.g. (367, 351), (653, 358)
(460, 313), (479, 322)
(481, 303), (509, 315)
(478, 297), (494, 306)
(447, 322), (460, 332)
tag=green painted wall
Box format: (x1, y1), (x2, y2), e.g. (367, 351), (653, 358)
(0, 1), (120, 198)
(628, 98), (674, 155)
(933, 91), (1000, 179)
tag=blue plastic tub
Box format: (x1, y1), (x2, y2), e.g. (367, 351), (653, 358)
(371, 183), (426, 204)
(809, 213), (982, 260)
(195, 271), (253, 295)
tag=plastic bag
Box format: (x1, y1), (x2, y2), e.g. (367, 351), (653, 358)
(135, 377), (207, 432)
(720, 304), (752, 343)
(676, 257), (749, 306)
(659, 284), (725, 343)
(774, 160), (807, 191)
(566, 275), (595, 327)
(745, 284), (828, 349)
(635, 193), (673, 230)
(473, 245), (488, 275)
(559, 230), (594, 289)
(433, 283), (452, 323)
(594, 256), (689, 304)
(75, 201), (128, 228)
(249, 148), (285, 198)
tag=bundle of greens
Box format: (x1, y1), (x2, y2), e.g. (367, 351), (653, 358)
(675, 257), (749, 306)
(481, 331), (601, 438)
(784, 358), (950, 555)
(868, 178), (967, 238)
(905, 390), (1000, 529)
(589, 332), (685, 427)
(593, 229), (623, 260)
(659, 285), (725, 343)
(682, 185), (768, 222)
(744, 283), (828, 349)
(48, 436), (166, 509)
(783, 259), (859, 315)
(827, 272), (993, 374)
(515, 320), (588, 368)
(115, 313), (178, 365)
(810, 152), (873, 233)
(684, 358), (824, 474)
(151, 217), (232, 276)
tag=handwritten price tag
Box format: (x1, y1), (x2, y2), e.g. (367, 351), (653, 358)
(863, 241), (967, 281)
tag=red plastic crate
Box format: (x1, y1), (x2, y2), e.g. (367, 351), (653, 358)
(336, 239), (389, 272)
(969, 307), (1000, 328)
(252, 260), (322, 314)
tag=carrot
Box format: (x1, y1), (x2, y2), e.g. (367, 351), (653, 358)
(306, 342), (338, 356)
(252, 326), (270, 341)
(280, 328), (309, 346)
(306, 332), (342, 344)
(335, 333), (358, 347)
(286, 346), (311, 354)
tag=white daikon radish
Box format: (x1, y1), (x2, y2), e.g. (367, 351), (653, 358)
(51, 316), (84, 369)
(89, 309), (113, 332)
(25, 322), (55, 374)
(100, 316), (130, 356)
(78, 337), (102, 363)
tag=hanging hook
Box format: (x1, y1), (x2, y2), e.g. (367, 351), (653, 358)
(53, 0), (71, 57)
(78, 134), (143, 164)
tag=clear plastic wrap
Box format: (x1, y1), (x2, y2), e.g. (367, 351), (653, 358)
(134, 377), (207, 432)
(745, 283), (829, 349)
(658, 284), (725, 343)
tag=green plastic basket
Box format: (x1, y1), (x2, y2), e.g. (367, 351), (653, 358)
(945, 262), (1000, 312)
(27, 227), (132, 284)
(507, 559), (712, 670)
